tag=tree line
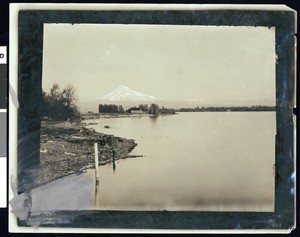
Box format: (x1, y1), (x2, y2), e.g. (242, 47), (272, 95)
(98, 103), (176, 115)
(99, 104), (149, 113)
(99, 103), (162, 114)
(177, 105), (276, 112)
(98, 104), (125, 113)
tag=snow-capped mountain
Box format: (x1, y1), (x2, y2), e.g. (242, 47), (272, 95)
(98, 85), (157, 101)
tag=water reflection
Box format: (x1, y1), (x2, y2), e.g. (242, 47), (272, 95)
(149, 116), (158, 120)
(149, 116), (158, 126)
(112, 149), (116, 172)
(94, 178), (99, 207)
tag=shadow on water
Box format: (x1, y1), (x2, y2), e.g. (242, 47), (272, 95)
(94, 149), (116, 206)
(112, 149), (116, 172)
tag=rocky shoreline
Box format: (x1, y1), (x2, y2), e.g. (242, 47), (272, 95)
(81, 112), (150, 120)
(19, 121), (139, 192)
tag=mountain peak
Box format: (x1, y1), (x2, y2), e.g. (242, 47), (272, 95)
(98, 85), (157, 101)
(117, 85), (129, 90)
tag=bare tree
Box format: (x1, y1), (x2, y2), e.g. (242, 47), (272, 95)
(62, 84), (77, 110)
(50, 83), (62, 102)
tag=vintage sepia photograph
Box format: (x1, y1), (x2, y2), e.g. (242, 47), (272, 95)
(16, 23), (276, 213)
(9, 5), (296, 232)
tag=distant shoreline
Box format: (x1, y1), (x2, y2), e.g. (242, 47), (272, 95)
(81, 107), (275, 120)
(176, 110), (276, 112)
(81, 113), (176, 120)
(176, 106), (275, 112)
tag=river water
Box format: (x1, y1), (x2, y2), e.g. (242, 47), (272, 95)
(86, 112), (276, 212)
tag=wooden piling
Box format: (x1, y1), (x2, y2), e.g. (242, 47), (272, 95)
(94, 143), (100, 184)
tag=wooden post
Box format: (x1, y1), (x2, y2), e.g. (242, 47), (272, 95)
(94, 143), (100, 184)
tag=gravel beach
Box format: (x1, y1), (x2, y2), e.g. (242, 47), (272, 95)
(18, 121), (138, 192)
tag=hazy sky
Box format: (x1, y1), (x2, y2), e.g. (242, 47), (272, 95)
(43, 24), (275, 107)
